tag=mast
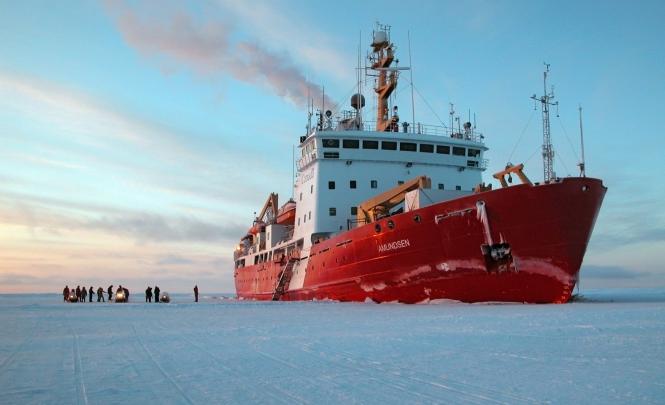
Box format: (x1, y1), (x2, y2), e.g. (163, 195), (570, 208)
(531, 63), (558, 182)
(370, 23), (397, 132)
(578, 105), (586, 177)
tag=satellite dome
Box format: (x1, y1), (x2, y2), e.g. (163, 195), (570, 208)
(351, 93), (366, 110)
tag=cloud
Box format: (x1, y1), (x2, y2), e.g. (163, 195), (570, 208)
(156, 254), (195, 266)
(581, 265), (645, 280)
(107, 3), (336, 110)
(0, 194), (245, 244)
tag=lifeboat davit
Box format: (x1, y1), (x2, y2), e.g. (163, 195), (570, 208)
(276, 200), (296, 225)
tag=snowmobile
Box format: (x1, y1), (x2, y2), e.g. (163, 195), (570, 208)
(68, 290), (77, 303)
(115, 289), (127, 303)
(159, 292), (170, 303)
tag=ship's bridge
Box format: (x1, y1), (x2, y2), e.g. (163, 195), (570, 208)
(297, 122), (487, 173)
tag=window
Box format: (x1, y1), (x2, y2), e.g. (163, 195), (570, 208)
(381, 141), (397, 150)
(400, 142), (417, 151)
(467, 160), (479, 167)
(438, 183), (445, 190)
(329, 207), (337, 216)
(351, 206), (358, 215)
(299, 192), (302, 201)
(303, 214), (306, 223)
(398, 180), (404, 185)
(455, 185), (462, 190)
(309, 211), (311, 220)
(363, 140), (379, 149)
(420, 143), (434, 153)
(370, 180), (378, 189)
(343, 139), (359, 149)
(322, 139), (339, 148)
(387, 220), (395, 229)
(323, 152), (339, 158)
(298, 218), (300, 226)
(311, 185), (313, 193)
(350, 180), (357, 189)
(468, 148), (481, 157)
(328, 181), (335, 189)
(453, 147), (466, 156)
(436, 145), (450, 154)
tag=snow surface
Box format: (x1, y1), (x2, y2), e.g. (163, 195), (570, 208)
(1, 289), (664, 404)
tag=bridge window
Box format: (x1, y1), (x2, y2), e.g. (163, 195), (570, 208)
(363, 140), (379, 149)
(322, 139), (339, 148)
(329, 207), (337, 216)
(343, 139), (360, 149)
(328, 181), (335, 189)
(350, 180), (357, 189)
(323, 152), (339, 158)
(438, 183), (445, 190)
(381, 141), (397, 150)
(419, 143), (434, 153)
(456, 185), (461, 190)
(400, 142), (417, 151)
(468, 148), (481, 157)
(467, 160), (479, 167)
(370, 180), (378, 189)
(351, 206), (357, 215)
(453, 147), (466, 156)
(436, 145), (450, 154)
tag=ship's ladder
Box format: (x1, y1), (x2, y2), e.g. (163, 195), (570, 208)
(272, 258), (296, 301)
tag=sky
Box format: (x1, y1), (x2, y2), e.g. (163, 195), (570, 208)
(1, 0), (664, 293)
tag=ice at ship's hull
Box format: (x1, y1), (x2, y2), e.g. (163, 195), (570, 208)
(236, 177), (606, 304)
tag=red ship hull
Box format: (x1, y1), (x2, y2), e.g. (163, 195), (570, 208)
(234, 177), (606, 304)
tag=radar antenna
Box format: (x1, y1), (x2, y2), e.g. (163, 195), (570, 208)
(531, 63), (558, 182)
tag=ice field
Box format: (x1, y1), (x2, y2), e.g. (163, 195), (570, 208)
(1, 289), (664, 404)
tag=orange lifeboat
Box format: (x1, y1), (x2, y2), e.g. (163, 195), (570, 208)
(276, 200), (296, 225)
(248, 221), (265, 235)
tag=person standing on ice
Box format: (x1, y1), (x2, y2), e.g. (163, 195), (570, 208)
(81, 286), (87, 302)
(107, 285), (113, 302)
(124, 287), (129, 302)
(154, 286), (160, 303)
(145, 286), (153, 303)
(63, 286), (69, 302)
(97, 287), (105, 302)
(89, 286), (94, 302)
(76, 286), (81, 302)
(193, 285), (199, 302)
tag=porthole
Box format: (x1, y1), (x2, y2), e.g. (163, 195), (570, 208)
(375, 223), (381, 233)
(387, 220), (395, 229)
(582, 185), (589, 192)
(413, 214), (421, 223)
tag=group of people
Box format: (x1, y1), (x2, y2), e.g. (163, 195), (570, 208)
(63, 285), (114, 302)
(63, 284), (200, 303)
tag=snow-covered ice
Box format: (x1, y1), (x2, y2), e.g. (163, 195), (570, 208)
(1, 289), (664, 404)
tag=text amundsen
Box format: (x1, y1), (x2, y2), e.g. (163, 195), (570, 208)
(378, 239), (411, 253)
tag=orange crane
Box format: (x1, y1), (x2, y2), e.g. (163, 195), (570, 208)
(357, 176), (431, 224)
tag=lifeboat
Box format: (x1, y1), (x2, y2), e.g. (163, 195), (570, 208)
(276, 200), (296, 225)
(248, 221), (265, 235)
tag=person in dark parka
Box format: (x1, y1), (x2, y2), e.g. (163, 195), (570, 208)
(193, 285), (199, 302)
(154, 286), (160, 303)
(145, 286), (153, 303)
(89, 286), (94, 302)
(108, 285), (113, 302)
(124, 287), (129, 302)
(63, 286), (70, 302)
(81, 286), (87, 302)
(97, 287), (105, 302)
(75, 286), (81, 302)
